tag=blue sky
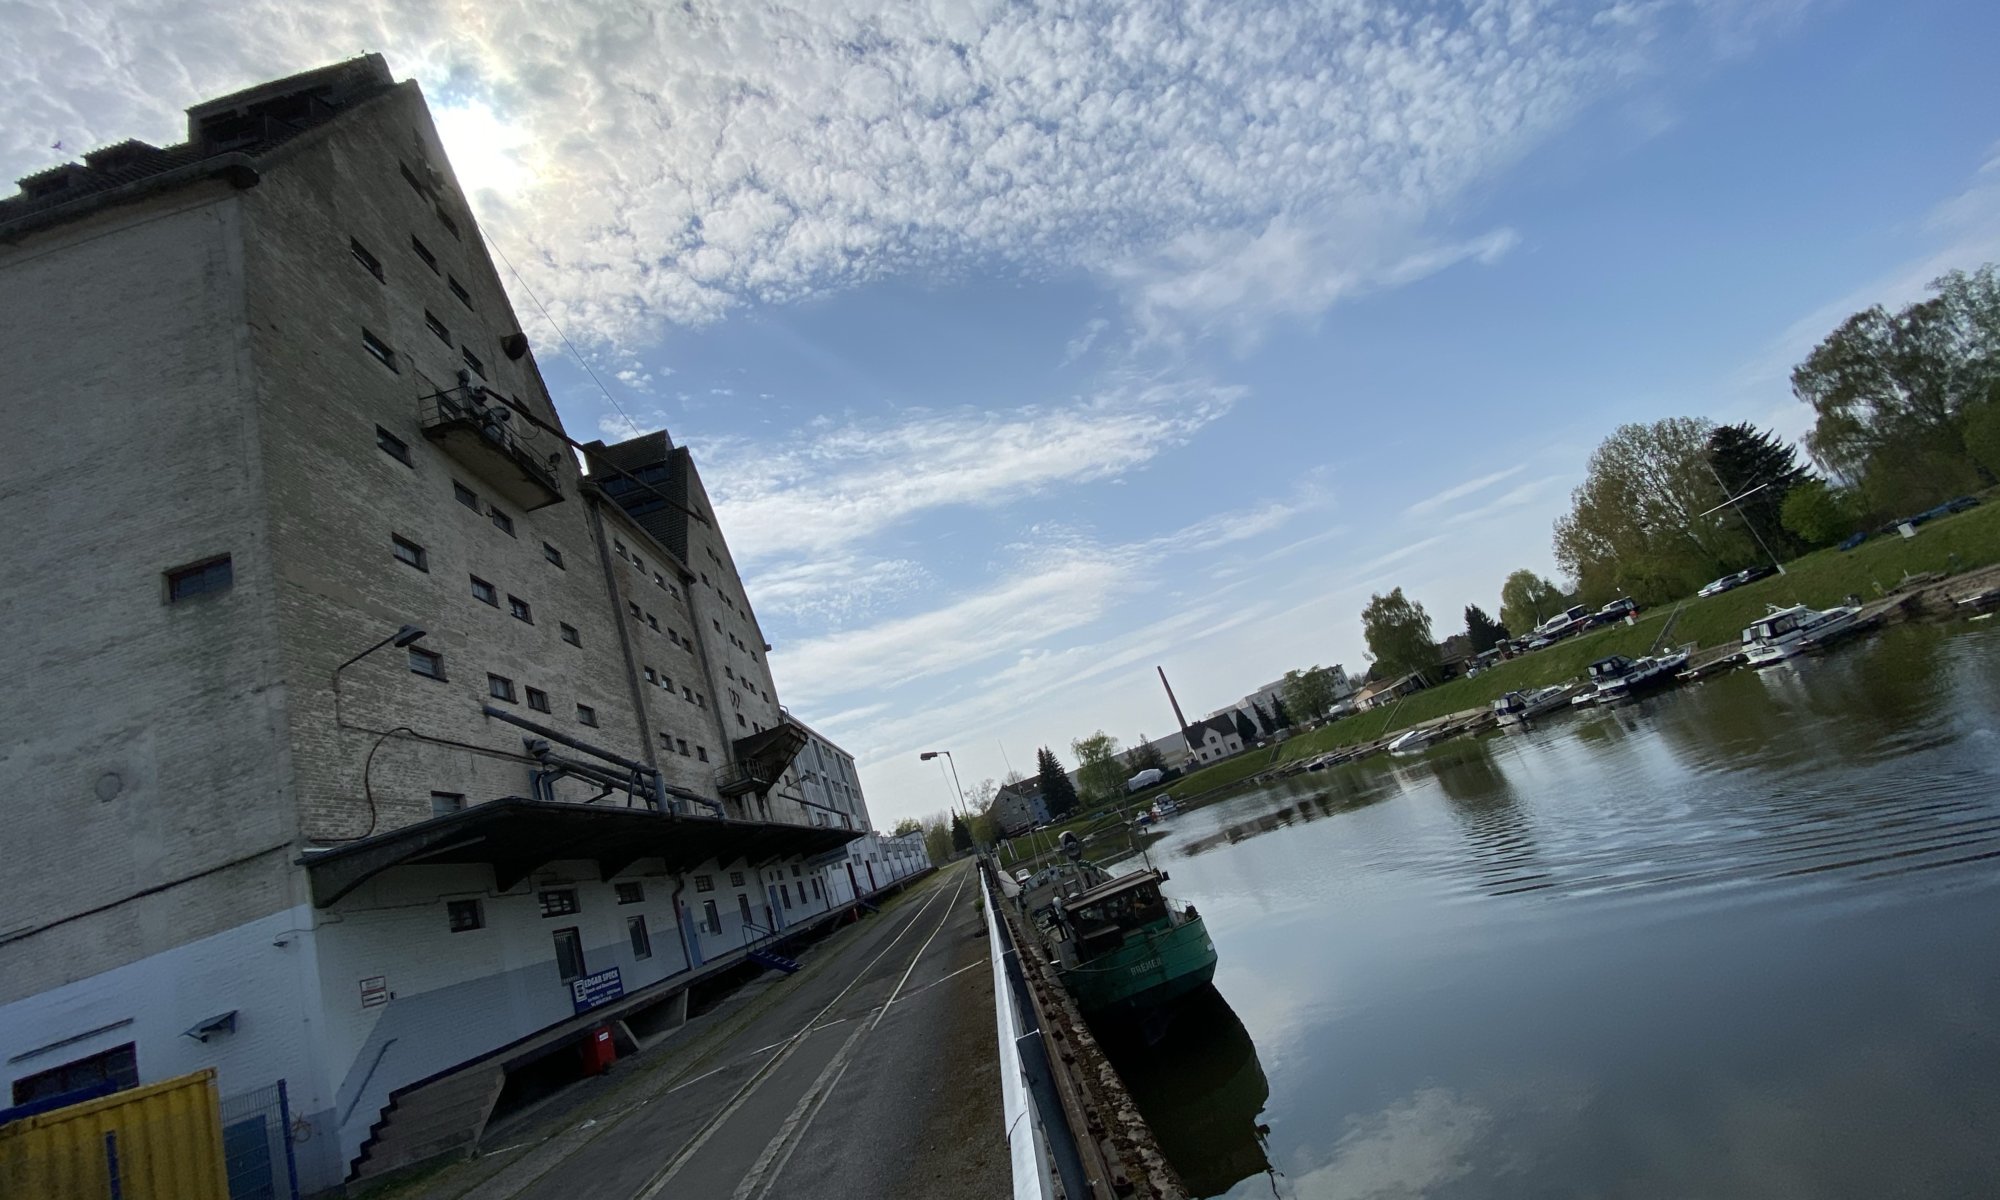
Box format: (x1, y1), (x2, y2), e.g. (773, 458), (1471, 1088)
(9, 0), (1999, 824)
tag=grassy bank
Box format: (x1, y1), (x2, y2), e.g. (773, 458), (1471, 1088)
(1122, 496), (2000, 791)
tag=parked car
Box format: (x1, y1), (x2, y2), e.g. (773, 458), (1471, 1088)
(1125, 768), (1164, 794)
(1595, 597), (1637, 622)
(1738, 564), (1778, 584)
(1943, 495), (1982, 513)
(1698, 572), (1743, 598)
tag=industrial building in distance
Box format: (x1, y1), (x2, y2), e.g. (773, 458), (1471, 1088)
(0, 55), (922, 1191)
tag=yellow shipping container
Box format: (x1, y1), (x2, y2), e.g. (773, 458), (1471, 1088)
(0, 1068), (229, 1200)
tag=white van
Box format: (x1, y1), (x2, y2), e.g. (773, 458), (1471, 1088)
(1125, 768), (1164, 793)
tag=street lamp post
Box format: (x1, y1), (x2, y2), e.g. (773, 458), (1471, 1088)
(333, 623), (427, 728)
(920, 749), (973, 850)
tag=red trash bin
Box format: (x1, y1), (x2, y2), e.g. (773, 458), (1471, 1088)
(581, 1025), (617, 1075)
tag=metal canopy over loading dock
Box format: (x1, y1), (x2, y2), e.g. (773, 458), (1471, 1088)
(299, 798), (862, 907)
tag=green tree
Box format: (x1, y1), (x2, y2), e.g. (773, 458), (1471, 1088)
(1127, 737), (1166, 774)
(1361, 588), (1437, 678)
(950, 814), (973, 854)
(1036, 747), (1079, 819)
(891, 816), (922, 836)
(1779, 478), (1860, 547)
(1249, 700), (1277, 736)
(1463, 604), (1508, 653)
(1793, 266), (2000, 510)
(922, 818), (952, 865)
(1231, 709), (1258, 743)
(1269, 695), (1294, 728)
(1706, 422), (1810, 558)
(1282, 666), (1340, 723)
(1071, 731), (1125, 805)
(1965, 397), (2000, 478)
(1552, 417), (1747, 605)
(1499, 569), (1566, 637)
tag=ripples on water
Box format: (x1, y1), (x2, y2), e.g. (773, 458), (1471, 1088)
(1128, 623), (2000, 1199)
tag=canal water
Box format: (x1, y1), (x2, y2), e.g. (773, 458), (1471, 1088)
(1114, 620), (2000, 1199)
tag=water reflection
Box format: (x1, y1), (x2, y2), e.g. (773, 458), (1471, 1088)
(1097, 985), (1273, 1198)
(1145, 624), (2000, 1198)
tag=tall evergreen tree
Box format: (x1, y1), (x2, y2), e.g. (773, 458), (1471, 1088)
(1232, 709), (1258, 743)
(1706, 422), (1811, 558)
(950, 814), (973, 853)
(1463, 604), (1508, 653)
(1270, 695), (1294, 728)
(1036, 746), (1079, 819)
(1250, 699), (1276, 735)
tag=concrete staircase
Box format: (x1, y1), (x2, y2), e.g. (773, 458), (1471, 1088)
(348, 1064), (506, 1183)
(747, 948), (801, 974)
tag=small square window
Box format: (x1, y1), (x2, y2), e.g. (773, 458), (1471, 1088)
(362, 329), (399, 371)
(411, 234), (438, 273)
(697, 746), (709, 762)
(376, 425), (412, 466)
(577, 704), (598, 727)
(351, 238), (384, 281)
(392, 534), (428, 571)
(713, 619), (722, 632)
(543, 542), (565, 568)
(453, 481), (480, 510)
(166, 556), (233, 602)
(425, 310), (450, 344)
(526, 687), (550, 713)
(629, 602), (641, 618)
(724, 666), (735, 680)
(633, 555), (645, 573)
(659, 731), (673, 750)
(436, 206), (461, 240)
(409, 646), (445, 679)
(659, 674), (673, 691)
(614, 540), (627, 559)
(737, 713), (747, 728)
(644, 667), (657, 684)
(616, 881), (644, 905)
(448, 898), (484, 932)
(561, 623), (581, 646)
(508, 595), (533, 623)
(729, 871), (745, 887)
(470, 575), (498, 605)
(431, 791), (465, 815)
(449, 276), (473, 308)
(539, 888), (579, 918)
(489, 508), (515, 537)
(647, 614), (660, 631)
(653, 572), (665, 588)
(694, 874), (714, 893)
(677, 738), (690, 756)
(697, 693), (706, 709)
(488, 673), (516, 702)
(682, 686), (694, 702)
(462, 346), (486, 379)
(400, 161), (426, 194)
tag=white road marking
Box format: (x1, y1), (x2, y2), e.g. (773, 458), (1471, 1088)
(631, 869), (961, 1200)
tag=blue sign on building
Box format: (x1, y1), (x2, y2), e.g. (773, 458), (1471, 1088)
(571, 967), (624, 1014)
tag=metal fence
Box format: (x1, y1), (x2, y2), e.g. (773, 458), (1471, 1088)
(219, 1081), (300, 1200)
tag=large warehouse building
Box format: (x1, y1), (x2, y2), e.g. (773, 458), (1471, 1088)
(0, 55), (922, 1190)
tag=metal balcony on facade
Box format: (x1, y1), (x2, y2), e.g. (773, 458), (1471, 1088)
(420, 388), (564, 510)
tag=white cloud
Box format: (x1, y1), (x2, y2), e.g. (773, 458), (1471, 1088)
(1289, 1087), (1490, 1200)
(1060, 317), (1110, 367)
(1405, 465), (1528, 518)
(704, 370), (1240, 563)
(0, 0), (1797, 347)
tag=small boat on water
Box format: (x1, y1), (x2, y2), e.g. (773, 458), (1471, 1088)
(1492, 685), (1572, 727)
(1386, 727), (1441, 755)
(1587, 647), (1692, 703)
(1740, 603), (1864, 667)
(1036, 867), (1218, 1017)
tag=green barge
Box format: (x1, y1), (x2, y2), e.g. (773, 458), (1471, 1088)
(1043, 869), (1218, 1015)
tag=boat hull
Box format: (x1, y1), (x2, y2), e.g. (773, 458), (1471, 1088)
(1058, 916), (1220, 1016)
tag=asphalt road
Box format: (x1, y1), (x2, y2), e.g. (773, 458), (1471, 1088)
(440, 860), (1006, 1200)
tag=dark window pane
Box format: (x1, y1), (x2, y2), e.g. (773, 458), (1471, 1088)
(167, 556), (233, 601)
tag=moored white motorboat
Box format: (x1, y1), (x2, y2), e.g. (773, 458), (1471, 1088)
(1492, 685), (1572, 727)
(1386, 727), (1440, 755)
(1740, 603), (1864, 667)
(1590, 645), (1693, 703)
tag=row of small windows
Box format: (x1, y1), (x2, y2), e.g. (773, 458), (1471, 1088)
(360, 324), (487, 384)
(639, 663), (704, 709)
(659, 732), (710, 761)
(350, 232), (471, 309)
(399, 159), (465, 244)
(613, 539), (681, 600)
